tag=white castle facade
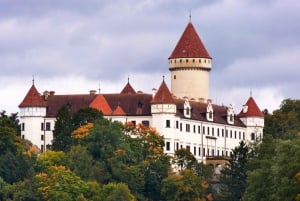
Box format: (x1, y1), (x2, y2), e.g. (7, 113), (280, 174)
(19, 22), (264, 162)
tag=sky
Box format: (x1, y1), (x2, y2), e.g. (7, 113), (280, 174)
(1, 0), (300, 114)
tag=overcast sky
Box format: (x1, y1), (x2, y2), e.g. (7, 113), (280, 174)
(1, 0), (300, 114)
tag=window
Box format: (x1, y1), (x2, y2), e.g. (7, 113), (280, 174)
(142, 120), (149, 127)
(217, 150), (220, 156)
(186, 107), (190, 115)
(46, 122), (51, 131)
(166, 120), (170, 128)
(203, 126), (205, 134)
(226, 130), (228, 137)
(22, 135), (24, 139)
(203, 148), (205, 156)
(212, 127), (214, 136)
(207, 148), (210, 156)
(212, 149), (215, 156)
(217, 128), (220, 136)
(174, 75), (176, 80)
(198, 126), (201, 134)
(186, 124), (190, 132)
(198, 147), (201, 156)
(234, 131), (237, 139)
(176, 121), (179, 129)
(21, 123), (25, 131)
(41, 122), (44, 131)
(243, 132), (245, 140)
(41, 145), (44, 152)
(180, 123), (182, 131)
(239, 131), (241, 139)
(230, 130), (232, 138)
(41, 135), (44, 141)
(194, 147), (196, 155)
(166, 142), (170, 151)
(207, 127), (210, 135)
(131, 121), (136, 126)
(176, 142), (179, 150)
(251, 133), (255, 141)
(193, 125), (196, 133)
(222, 129), (224, 137)
(186, 146), (190, 151)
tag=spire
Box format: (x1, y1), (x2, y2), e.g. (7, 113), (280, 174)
(152, 80), (175, 104)
(189, 9), (192, 22)
(169, 22), (211, 59)
(19, 85), (47, 107)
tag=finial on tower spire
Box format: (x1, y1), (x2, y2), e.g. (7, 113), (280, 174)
(32, 75), (35, 85)
(189, 9), (192, 22)
(250, 89), (253, 97)
(98, 83), (101, 94)
(128, 76), (130, 83)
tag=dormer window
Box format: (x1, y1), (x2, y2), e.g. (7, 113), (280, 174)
(227, 104), (234, 124)
(184, 99), (191, 118)
(206, 102), (213, 121)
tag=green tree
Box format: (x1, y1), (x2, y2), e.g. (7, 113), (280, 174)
(52, 105), (72, 152)
(218, 141), (249, 201)
(66, 145), (93, 180)
(243, 136), (300, 201)
(100, 182), (136, 201)
(161, 169), (208, 201)
(172, 148), (197, 172)
(33, 165), (91, 201)
(72, 107), (103, 129)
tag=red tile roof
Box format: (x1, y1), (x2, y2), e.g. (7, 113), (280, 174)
(89, 95), (113, 115)
(169, 22), (211, 59)
(112, 105), (126, 115)
(238, 97), (264, 117)
(19, 85), (47, 107)
(104, 94), (152, 116)
(175, 99), (246, 127)
(46, 94), (96, 117)
(120, 82), (136, 94)
(152, 80), (175, 104)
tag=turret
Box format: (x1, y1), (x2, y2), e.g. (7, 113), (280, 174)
(169, 22), (212, 101)
(239, 97), (264, 142)
(19, 84), (48, 151)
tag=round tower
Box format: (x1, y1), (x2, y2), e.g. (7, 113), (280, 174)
(169, 22), (212, 101)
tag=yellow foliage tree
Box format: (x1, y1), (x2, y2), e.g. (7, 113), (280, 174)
(72, 122), (94, 139)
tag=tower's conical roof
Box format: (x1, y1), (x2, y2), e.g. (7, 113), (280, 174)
(19, 85), (47, 107)
(239, 97), (264, 117)
(152, 80), (175, 104)
(169, 22), (211, 59)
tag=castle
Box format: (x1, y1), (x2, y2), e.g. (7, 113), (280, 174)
(19, 22), (264, 162)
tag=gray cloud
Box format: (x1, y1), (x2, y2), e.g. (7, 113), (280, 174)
(0, 0), (299, 113)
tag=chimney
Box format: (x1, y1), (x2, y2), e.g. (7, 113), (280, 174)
(49, 91), (55, 96)
(43, 91), (50, 100)
(89, 90), (96, 95)
(242, 105), (248, 113)
(152, 88), (157, 97)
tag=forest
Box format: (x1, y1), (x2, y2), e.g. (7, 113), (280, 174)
(0, 99), (299, 201)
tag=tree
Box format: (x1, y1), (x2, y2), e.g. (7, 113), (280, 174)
(72, 107), (103, 129)
(52, 105), (73, 152)
(33, 165), (91, 201)
(100, 182), (136, 201)
(218, 141), (249, 201)
(172, 148), (197, 172)
(243, 136), (300, 201)
(161, 169), (208, 201)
